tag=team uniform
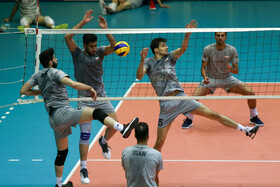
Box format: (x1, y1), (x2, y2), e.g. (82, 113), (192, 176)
(17, 0), (54, 27)
(71, 46), (115, 143)
(27, 68), (84, 140)
(144, 51), (201, 128)
(122, 144), (163, 187)
(198, 43), (243, 93)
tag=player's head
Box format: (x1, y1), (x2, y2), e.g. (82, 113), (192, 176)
(135, 122), (149, 142)
(83, 34), (98, 56)
(39, 48), (57, 68)
(215, 32), (227, 45)
(150, 38), (168, 55)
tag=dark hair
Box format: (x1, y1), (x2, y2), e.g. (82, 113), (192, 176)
(135, 122), (149, 142)
(214, 32), (227, 36)
(83, 34), (97, 45)
(39, 48), (54, 68)
(150, 37), (167, 55)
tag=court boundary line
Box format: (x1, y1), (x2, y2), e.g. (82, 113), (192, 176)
(86, 159), (280, 163)
(63, 82), (137, 184)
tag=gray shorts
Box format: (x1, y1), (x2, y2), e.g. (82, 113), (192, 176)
(77, 100), (115, 114)
(158, 92), (201, 128)
(49, 106), (84, 140)
(198, 75), (243, 94)
(127, 0), (143, 8)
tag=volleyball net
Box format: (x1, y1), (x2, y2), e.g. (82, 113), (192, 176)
(18, 27), (280, 105)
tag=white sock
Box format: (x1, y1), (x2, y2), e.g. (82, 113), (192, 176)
(56, 177), (62, 187)
(80, 160), (87, 170)
(113, 122), (124, 132)
(187, 114), (194, 120)
(102, 136), (108, 144)
(250, 108), (258, 119)
(237, 124), (247, 134)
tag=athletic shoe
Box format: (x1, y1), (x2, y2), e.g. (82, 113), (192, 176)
(121, 117), (139, 138)
(149, 0), (156, 10)
(52, 23), (68, 29)
(99, 0), (107, 15)
(55, 181), (73, 187)
(245, 125), (260, 139)
(80, 168), (90, 184)
(181, 118), (193, 129)
(98, 136), (111, 159)
(250, 115), (264, 127)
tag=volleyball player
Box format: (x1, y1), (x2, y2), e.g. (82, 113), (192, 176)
(122, 122), (163, 187)
(136, 20), (260, 152)
(182, 32), (264, 129)
(3, 0), (68, 30)
(65, 9), (119, 184)
(20, 48), (139, 187)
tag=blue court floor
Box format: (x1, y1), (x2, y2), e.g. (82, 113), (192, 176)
(0, 1), (280, 186)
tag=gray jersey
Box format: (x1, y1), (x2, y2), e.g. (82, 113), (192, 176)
(122, 145), (163, 187)
(27, 68), (70, 113)
(202, 43), (239, 79)
(144, 51), (184, 96)
(72, 46), (106, 97)
(16, 0), (38, 18)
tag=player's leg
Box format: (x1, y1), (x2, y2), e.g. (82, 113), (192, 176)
(79, 107), (138, 138)
(182, 86), (212, 129)
(191, 104), (260, 139)
(18, 16), (32, 31)
(54, 137), (73, 187)
(153, 122), (172, 152)
(228, 83), (264, 126)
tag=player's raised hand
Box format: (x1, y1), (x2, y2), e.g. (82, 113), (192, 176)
(140, 48), (149, 59)
(185, 20), (198, 37)
(83, 9), (94, 24)
(98, 16), (108, 29)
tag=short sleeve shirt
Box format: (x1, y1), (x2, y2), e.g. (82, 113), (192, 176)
(27, 68), (70, 112)
(202, 43), (239, 79)
(122, 145), (163, 187)
(16, 0), (37, 18)
(144, 51), (184, 96)
(71, 46), (106, 97)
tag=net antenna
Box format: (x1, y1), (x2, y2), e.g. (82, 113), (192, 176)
(17, 27), (280, 106)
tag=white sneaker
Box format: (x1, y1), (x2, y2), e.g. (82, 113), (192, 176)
(99, 0), (107, 15)
(98, 136), (111, 159)
(80, 168), (90, 184)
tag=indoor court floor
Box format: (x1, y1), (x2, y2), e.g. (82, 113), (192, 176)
(0, 1), (280, 186)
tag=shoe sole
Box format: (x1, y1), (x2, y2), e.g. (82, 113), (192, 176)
(181, 124), (193, 129)
(122, 117), (139, 138)
(249, 125), (260, 139)
(249, 121), (264, 127)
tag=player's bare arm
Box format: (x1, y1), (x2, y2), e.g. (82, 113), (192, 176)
(228, 62), (239, 74)
(65, 9), (94, 52)
(136, 48), (148, 80)
(201, 61), (209, 84)
(99, 16), (117, 56)
(173, 20), (198, 59)
(20, 82), (42, 96)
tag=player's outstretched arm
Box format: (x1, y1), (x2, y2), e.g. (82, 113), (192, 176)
(61, 77), (97, 100)
(173, 20), (198, 59)
(65, 9), (94, 53)
(3, 1), (19, 22)
(99, 16), (116, 56)
(20, 82), (41, 96)
(136, 48), (148, 80)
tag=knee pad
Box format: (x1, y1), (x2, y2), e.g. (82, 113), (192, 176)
(79, 122), (92, 145)
(55, 148), (68, 166)
(20, 17), (29, 27)
(92, 109), (108, 124)
(108, 3), (117, 11)
(44, 16), (55, 26)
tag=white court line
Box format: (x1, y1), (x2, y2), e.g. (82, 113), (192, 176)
(9, 159), (20, 162)
(87, 159), (280, 163)
(63, 82), (137, 184)
(32, 159), (43, 162)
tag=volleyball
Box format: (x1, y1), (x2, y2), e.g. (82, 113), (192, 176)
(114, 41), (130, 57)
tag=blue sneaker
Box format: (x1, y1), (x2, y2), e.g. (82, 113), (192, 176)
(250, 116), (264, 127)
(182, 118), (193, 129)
